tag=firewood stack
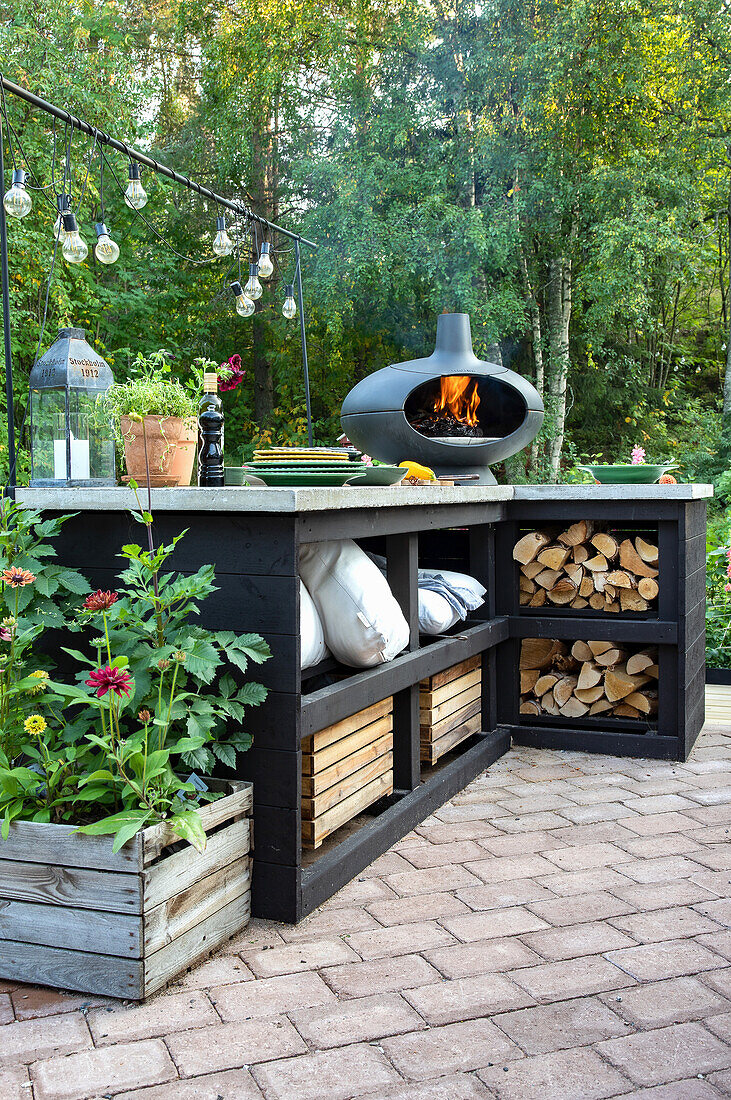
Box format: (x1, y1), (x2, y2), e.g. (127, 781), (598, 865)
(513, 521), (659, 613)
(519, 638), (659, 720)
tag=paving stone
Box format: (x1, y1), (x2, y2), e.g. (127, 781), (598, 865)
(238, 937), (360, 977)
(491, 811), (569, 833)
(694, 897), (731, 923)
(345, 920), (455, 960)
(704, 1010), (731, 1043)
(519, 919), (636, 961)
(87, 992), (218, 1045)
(686, 786), (731, 806)
(691, 871), (731, 897)
(461, 854), (558, 885)
(0, 994), (13, 1025)
(492, 995), (631, 1054)
(558, 803), (640, 825)
(692, 846), (731, 871)
(399, 840), (490, 867)
(612, 833), (701, 858)
(383, 864), (483, 897)
(606, 938), (726, 980)
(31, 1039), (176, 1100)
(617, 812), (699, 836)
(277, 906), (381, 942)
(508, 954), (635, 1002)
(439, 906), (549, 943)
(166, 1016), (307, 1075)
(559, 786), (636, 805)
(455, 879), (556, 911)
(381, 1018), (523, 1080)
(252, 1043), (401, 1100)
(621, 794), (696, 814)
(415, 820), (501, 844)
(210, 971), (336, 1020)
(365, 891), (471, 926)
(229, 920), (286, 950)
(0, 1065), (31, 1100)
(703, 967), (731, 998)
(477, 830), (563, 856)
(708, 1070), (731, 1095)
(360, 1074), (494, 1100)
(323, 877), (398, 909)
(547, 822), (638, 846)
(609, 905), (722, 943)
(288, 992), (424, 1048)
(169, 955), (254, 990)
(526, 890), (636, 926)
(597, 1021), (731, 1086)
(600, 975), (730, 1028)
(680, 805), (731, 825)
(424, 937), (541, 979)
(433, 802), (510, 823)
(477, 1046), (629, 1100)
(0, 1011), (92, 1066)
(542, 842), (632, 871)
(696, 930), (731, 961)
(9, 986), (111, 1021)
(403, 972), (534, 1025)
(609, 880), (718, 910)
(611, 1082), (726, 1100)
(112, 1069), (263, 1099)
(321, 954), (442, 997)
(491, 793), (577, 814)
(535, 868), (631, 897)
(358, 851), (416, 876)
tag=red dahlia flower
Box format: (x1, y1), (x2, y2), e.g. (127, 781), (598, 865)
(83, 590), (119, 612)
(2, 567), (36, 588)
(85, 666), (132, 699)
(219, 353), (245, 392)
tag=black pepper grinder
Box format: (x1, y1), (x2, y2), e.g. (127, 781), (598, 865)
(198, 373), (224, 486)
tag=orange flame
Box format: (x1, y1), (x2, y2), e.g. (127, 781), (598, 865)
(434, 376), (480, 426)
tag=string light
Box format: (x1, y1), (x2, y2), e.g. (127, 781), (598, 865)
(282, 284), (297, 320)
(230, 280), (255, 317)
(94, 222), (119, 265)
(244, 261), (263, 300)
(257, 241), (274, 279)
(3, 168), (31, 218)
(53, 193), (71, 240)
(60, 212), (88, 263)
(124, 162), (147, 209)
(213, 215), (234, 257)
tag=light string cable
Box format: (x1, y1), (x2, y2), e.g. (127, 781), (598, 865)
(100, 147), (216, 266)
(0, 77), (55, 201)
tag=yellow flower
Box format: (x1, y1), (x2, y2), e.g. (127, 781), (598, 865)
(28, 670), (49, 694)
(24, 714), (47, 737)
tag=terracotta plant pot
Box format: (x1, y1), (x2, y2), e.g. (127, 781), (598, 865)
(169, 417), (198, 487)
(120, 415), (183, 486)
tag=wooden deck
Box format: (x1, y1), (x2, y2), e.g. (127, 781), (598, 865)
(705, 683), (731, 725)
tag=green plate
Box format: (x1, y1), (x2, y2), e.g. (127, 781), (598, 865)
(579, 464), (677, 485)
(346, 465), (407, 486)
(243, 468), (364, 486)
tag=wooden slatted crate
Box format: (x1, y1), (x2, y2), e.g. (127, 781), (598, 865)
(0, 779), (252, 1000)
(302, 698), (394, 849)
(420, 656), (482, 765)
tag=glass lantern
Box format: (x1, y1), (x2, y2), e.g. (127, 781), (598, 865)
(29, 327), (115, 487)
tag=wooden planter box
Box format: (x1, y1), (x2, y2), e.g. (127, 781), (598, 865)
(420, 656), (482, 765)
(0, 780), (252, 1000)
(302, 698), (394, 849)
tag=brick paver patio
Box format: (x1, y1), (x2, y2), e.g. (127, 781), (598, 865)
(3, 717), (731, 1099)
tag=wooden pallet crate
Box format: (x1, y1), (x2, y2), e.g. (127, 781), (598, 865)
(0, 779), (252, 1000)
(420, 656), (482, 765)
(302, 697), (394, 849)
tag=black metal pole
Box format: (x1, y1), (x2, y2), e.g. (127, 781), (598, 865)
(0, 75), (317, 250)
(294, 238), (313, 447)
(0, 97), (15, 498)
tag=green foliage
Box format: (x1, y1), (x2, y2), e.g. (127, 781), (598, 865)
(103, 351), (197, 424)
(706, 513), (731, 669)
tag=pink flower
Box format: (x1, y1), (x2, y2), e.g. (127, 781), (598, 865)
(361, 454), (374, 466)
(219, 354), (245, 392)
(725, 584), (731, 593)
(83, 590), (118, 612)
(0, 627), (10, 642)
(85, 666), (132, 699)
(630, 445), (646, 465)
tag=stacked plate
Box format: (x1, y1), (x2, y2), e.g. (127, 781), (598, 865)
(244, 447), (368, 485)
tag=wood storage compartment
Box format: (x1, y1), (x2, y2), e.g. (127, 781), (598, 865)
(520, 638), (659, 722)
(302, 698), (394, 849)
(0, 780), (252, 1000)
(514, 521), (659, 614)
(420, 656), (482, 766)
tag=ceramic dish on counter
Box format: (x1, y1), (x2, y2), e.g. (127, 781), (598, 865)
(579, 464), (678, 484)
(242, 466), (368, 486)
(346, 465), (407, 486)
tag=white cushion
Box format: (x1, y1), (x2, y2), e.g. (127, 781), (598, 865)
(300, 581), (329, 669)
(419, 589), (461, 634)
(299, 540), (410, 667)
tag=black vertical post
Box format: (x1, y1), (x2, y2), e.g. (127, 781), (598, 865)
(294, 238), (313, 447)
(387, 532), (421, 791)
(0, 91), (16, 498)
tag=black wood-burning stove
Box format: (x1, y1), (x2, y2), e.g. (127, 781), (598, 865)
(340, 313), (544, 483)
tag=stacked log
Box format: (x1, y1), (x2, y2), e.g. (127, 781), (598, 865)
(514, 522), (659, 612)
(519, 638), (659, 720)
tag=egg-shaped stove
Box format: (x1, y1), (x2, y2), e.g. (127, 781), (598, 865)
(340, 312), (544, 483)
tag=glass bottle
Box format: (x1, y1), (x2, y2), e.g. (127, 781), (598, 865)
(198, 372), (224, 485)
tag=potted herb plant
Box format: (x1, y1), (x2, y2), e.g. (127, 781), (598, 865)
(104, 350), (197, 486)
(0, 494), (268, 999)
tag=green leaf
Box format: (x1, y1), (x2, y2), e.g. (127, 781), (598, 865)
(58, 571), (92, 595)
(167, 809), (207, 852)
(76, 808), (153, 852)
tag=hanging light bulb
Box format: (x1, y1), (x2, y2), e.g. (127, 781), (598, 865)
(3, 169), (32, 219)
(282, 284), (297, 320)
(230, 280), (255, 317)
(213, 215), (234, 257)
(124, 163), (147, 210)
(257, 241), (274, 279)
(244, 262), (263, 301)
(94, 222), (120, 265)
(61, 213), (88, 264)
(53, 193), (71, 241)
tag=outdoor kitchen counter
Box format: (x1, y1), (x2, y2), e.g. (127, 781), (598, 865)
(16, 481), (711, 923)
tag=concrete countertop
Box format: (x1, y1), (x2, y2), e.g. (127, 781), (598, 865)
(16, 482), (712, 513)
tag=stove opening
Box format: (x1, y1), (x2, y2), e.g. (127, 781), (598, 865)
(405, 375), (527, 441)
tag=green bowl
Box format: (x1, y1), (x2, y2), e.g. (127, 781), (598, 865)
(579, 464), (677, 485)
(224, 467), (247, 486)
(346, 465), (407, 486)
